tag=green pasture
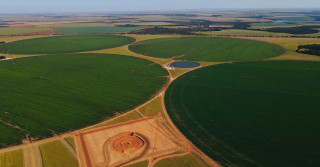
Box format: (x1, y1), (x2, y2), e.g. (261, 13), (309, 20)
(129, 37), (284, 62)
(165, 61), (320, 167)
(54, 26), (141, 34)
(0, 53), (168, 148)
(0, 35), (135, 54)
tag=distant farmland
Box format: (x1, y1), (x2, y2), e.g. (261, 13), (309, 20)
(165, 61), (320, 167)
(0, 53), (168, 148)
(0, 27), (51, 35)
(0, 35), (135, 54)
(129, 37), (284, 62)
(54, 26), (142, 34)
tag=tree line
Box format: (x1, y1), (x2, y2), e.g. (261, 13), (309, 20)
(296, 44), (320, 56)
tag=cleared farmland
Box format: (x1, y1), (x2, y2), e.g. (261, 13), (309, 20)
(54, 26), (141, 34)
(129, 37), (284, 62)
(165, 61), (320, 167)
(0, 53), (168, 148)
(0, 27), (51, 35)
(0, 35), (135, 54)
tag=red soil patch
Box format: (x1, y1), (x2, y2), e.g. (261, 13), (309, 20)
(110, 132), (145, 153)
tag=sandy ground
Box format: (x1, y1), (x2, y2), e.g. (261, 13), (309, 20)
(75, 116), (182, 167)
(23, 144), (43, 167)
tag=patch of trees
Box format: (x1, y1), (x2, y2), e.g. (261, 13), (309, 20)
(296, 44), (320, 56)
(0, 56), (6, 59)
(233, 22), (251, 29)
(265, 26), (320, 34)
(117, 24), (139, 27)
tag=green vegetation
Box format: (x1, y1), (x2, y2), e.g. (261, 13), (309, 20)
(124, 160), (148, 167)
(154, 154), (205, 167)
(0, 53), (168, 148)
(250, 22), (294, 27)
(0, 35), (135, 54)
(54, 26), (141, 34)
(0, 150), (23, 167)
(296, 44), (320, 56)
(40, 140), (78, 167)
(265, 26), (320, 34)
(65, 136), (76, 149)
(0, 27), (51, 35)
(165, 61), (320, 167)
(129, 37), (284, 62)
(198, 29), (291, 37)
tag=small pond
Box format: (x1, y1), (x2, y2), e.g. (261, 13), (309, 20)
(169, 61), (201, 68)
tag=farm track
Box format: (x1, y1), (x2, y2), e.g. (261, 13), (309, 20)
(23, 144), (43, 167)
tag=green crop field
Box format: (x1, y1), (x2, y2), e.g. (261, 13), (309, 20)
(165, 61), (320, 167)
(0, 53), (168, 148)
(129, 37), (284, 62)
(54, 26), (141, 34)
(0, 35), (135, 54)
(40, 140), (78, 167)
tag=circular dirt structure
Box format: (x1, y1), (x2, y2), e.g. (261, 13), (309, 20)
(169, 61), (201, 68)
(110, 133), (145, 153)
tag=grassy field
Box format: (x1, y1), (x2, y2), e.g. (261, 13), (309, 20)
(0, 27), (51, 35)
(139, 96), (162, 117)
(198, 29), (292, 37)
(238, 37), (320, 51)
(0, 35), (51, 43)
(0, 150), (23, 167)
(40, 140), (78, 167)
(165, 61), (320, 167)
(54, 26), (141, 34)
(0, 35), (135, 54)
(154, 154), (205, 167)
(124, 160), (148, 167)
(129, 37), (284, 62)
(65, 136), (76, 149)
(0, 53), (168, 148)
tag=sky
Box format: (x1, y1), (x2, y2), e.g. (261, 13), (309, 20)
(0, 0), (320, 13)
